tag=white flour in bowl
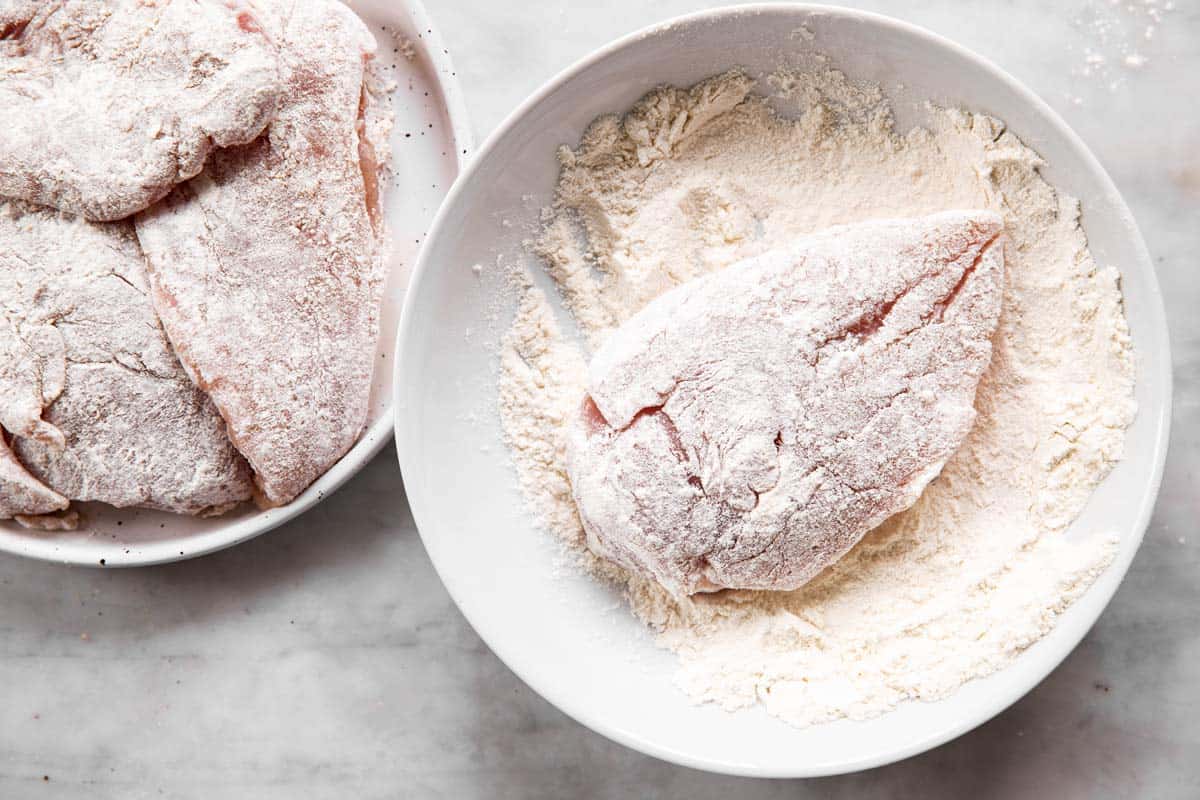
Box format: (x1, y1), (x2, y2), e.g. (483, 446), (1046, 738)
(497, 68), (1136, 727)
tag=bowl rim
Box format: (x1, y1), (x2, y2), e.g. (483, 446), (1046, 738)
(394, 2), (1173, 777)
(0, 0), (475, 568)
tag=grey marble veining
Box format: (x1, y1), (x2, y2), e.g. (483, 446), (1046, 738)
(1, 1), (1197, 797)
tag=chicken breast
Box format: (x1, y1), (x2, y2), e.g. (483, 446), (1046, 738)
(134, 0), (392, 506)
(0, 0), (281, 221)
(568, 211), (1005, 596)
(0, 434), (68, 522)
(0, 200), (254, 517)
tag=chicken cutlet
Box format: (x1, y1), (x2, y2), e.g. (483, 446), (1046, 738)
(568, 212), (1005, 595)
(135, 0), (392, 507)
(0, 200), (254, 517)
(0, 434), (68, 522)
(0, 0), (281, 221)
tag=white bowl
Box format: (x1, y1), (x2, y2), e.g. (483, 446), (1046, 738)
(395, 4), (1171, 777)
(0, 0), (473, 567)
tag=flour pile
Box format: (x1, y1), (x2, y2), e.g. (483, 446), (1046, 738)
(497, 68), (1136, 727)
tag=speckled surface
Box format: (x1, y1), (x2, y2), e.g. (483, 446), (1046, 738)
(0, 1), (1197, 797)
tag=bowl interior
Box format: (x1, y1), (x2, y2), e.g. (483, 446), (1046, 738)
(0, 0), (471, 566)
(396, 5), (1170, 777)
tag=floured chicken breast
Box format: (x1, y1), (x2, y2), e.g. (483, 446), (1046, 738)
(0, 200), (255, 518)
(0, 435), (68, 522)
(568, 212), (1005, 596)
(135, 0), (392, 507)
(0, 0), (281, 221)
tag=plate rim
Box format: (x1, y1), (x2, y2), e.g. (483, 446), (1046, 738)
(393, 2), (1173, 778)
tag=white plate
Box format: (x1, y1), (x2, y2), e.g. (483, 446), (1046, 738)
(395, 4), (1172, 778)
(0, 0), (473, 567)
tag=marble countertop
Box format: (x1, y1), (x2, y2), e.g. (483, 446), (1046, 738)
(1, 1), (1196, 797)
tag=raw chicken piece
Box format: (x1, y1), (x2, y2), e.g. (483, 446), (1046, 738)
(568, 211), (1005, 596)
(135, 0), (392, 506)
(0, 0), (281, 221)
(0, 200), (254, 517)
(0, 434), (67, 521)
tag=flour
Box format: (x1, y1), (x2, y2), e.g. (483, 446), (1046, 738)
(385, 26), (417, 62)
(498, 280), (589, 551)
(1071, 0), (1175, 91)
(498, 67), (1136, 727)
